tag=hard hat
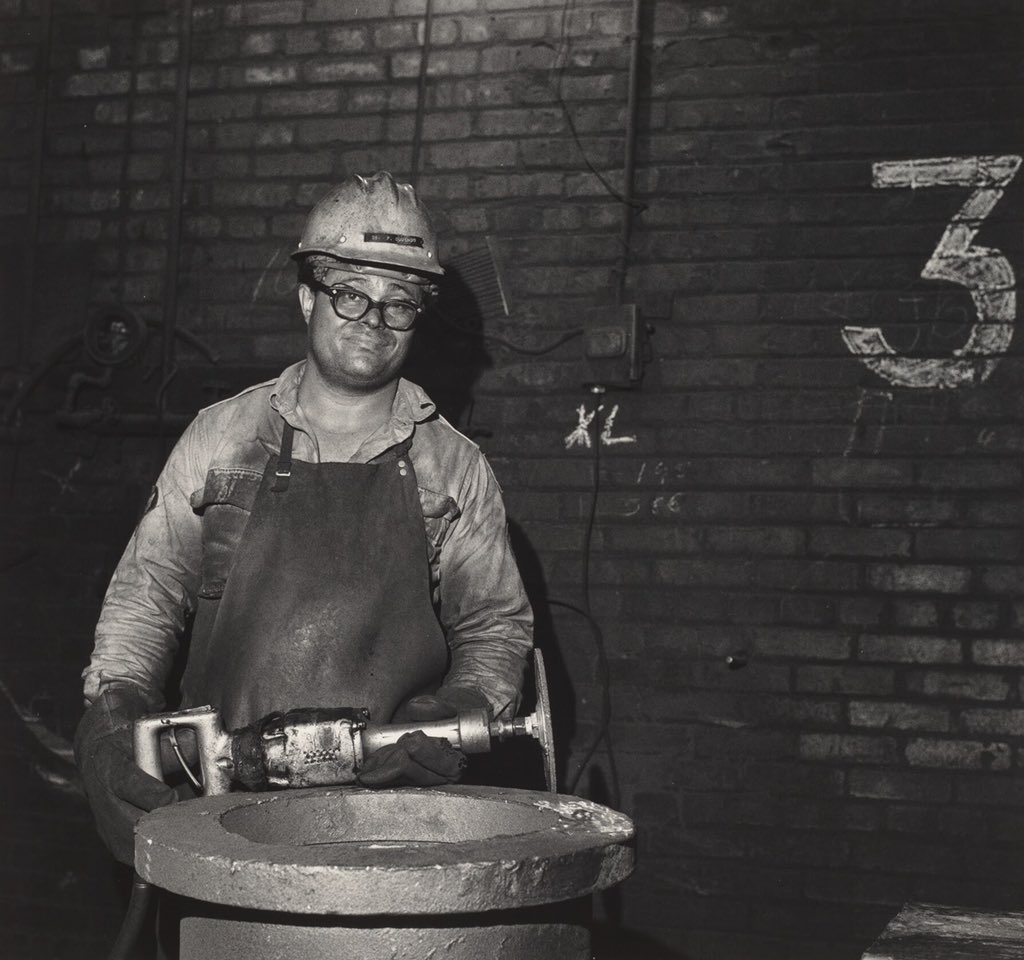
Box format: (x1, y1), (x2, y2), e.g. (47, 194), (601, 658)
(292, 171), (444, 278)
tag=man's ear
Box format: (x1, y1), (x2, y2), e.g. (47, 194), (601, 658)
(297, 284), (314, 325)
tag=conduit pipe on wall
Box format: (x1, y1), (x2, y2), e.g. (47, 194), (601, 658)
(160, 0), (194, 401)
(614, 0), (643, 305)
(409, 0), (434, 188)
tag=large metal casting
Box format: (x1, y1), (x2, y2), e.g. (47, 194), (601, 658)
(136, 785), (635, 960)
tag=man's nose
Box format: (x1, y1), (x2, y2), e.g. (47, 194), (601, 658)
(361, 303), (384, 329)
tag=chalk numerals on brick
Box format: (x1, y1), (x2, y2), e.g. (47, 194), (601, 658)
(842, 155), (1022, 389)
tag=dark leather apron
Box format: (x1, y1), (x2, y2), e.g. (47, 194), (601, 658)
(182, 422), (448, 732)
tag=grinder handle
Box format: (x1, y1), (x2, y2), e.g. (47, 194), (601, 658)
(133, 705), (233, 796)
(361, 708), (493, 756)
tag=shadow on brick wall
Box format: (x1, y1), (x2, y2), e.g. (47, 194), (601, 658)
(402, 277), (494, 433)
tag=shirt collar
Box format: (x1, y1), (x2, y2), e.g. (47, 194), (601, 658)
(268, 361), (305, 423)
(268, 360), (436, 460)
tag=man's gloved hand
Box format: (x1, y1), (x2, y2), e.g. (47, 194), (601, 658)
(356, 730), (467, 787)
(391, 685), (492, 723)
(73, 685), (177, 865)
(357, 687), (492, 788)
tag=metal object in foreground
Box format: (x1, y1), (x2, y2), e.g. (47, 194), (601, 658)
(861, 902), (1024, 960)
(136, 784), (635, 960)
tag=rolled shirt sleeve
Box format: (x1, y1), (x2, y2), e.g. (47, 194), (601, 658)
(81, 422), (206, 708)
(437, 453), (533, 719)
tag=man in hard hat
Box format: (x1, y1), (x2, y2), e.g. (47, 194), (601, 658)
(73, 172), (534, 864)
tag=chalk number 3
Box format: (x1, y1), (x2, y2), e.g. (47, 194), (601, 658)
(842, 155), (1021, 389)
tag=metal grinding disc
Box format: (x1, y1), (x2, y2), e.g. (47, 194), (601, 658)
(532, 648), (557, 793)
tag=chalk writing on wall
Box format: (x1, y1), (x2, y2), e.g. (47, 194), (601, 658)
(564, 404), (637, 449)
(249, 243), (298, 306)
(842, 154), (1021, 389)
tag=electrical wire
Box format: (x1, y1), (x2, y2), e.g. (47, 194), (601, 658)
(434, 309), (584, 356)
(168, 728), (202, 792)
(550, 0), (646, 214)
(548, 597), (613, 797)
(480, 328), (583, 356)
(555, 94), (646, 214)
(581, 396), (601, 603)
(560, 400), (621, 806)
(106, 872), (153, 960)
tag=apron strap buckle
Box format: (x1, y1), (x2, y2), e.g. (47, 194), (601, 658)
(272, 421), (296, 493)
(271, 465), (291, 493)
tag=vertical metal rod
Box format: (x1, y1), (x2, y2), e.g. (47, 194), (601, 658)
(409, 0), (434, 189)
(21, 0), (54, 368)
(613, 0), (643, 306)
(160, 0), (194, 402)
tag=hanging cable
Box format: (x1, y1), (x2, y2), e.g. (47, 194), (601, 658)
(562, 397), (621, 806)
(107, 873), (153, 960)
(550, 0), (646, 213)
(478, 328), (582, 355)
(434, 309), (583, 356)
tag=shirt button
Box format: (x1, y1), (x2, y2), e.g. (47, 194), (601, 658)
(398, 460), (407, 468)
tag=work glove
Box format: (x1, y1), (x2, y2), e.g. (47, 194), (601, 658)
(356, 687), (493, 788)
(356, 730), (467, 787)
(73, 685), (177, 865)
(391, 685), (493, 723)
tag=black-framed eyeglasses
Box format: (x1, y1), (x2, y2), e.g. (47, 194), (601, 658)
(306, 279), (423, 331)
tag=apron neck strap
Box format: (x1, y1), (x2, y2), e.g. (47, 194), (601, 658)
(271, 421), (295, 493)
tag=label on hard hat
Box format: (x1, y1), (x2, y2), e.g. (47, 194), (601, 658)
(363, 232), (424, 247)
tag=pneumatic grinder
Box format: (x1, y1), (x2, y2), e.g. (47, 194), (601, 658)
(134, 650), (555, 796)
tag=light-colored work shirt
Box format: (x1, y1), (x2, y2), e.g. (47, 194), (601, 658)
(83, 361), (533, 719)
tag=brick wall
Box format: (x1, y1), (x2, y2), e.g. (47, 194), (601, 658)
(2, 1), (1024, 958)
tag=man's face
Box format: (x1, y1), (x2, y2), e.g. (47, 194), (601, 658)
(299, 265), (423, 393)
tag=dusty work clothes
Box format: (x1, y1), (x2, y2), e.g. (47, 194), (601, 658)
(83, 362), (533, 720)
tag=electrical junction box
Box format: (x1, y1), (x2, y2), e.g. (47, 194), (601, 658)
(581, 303), (652, 389)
